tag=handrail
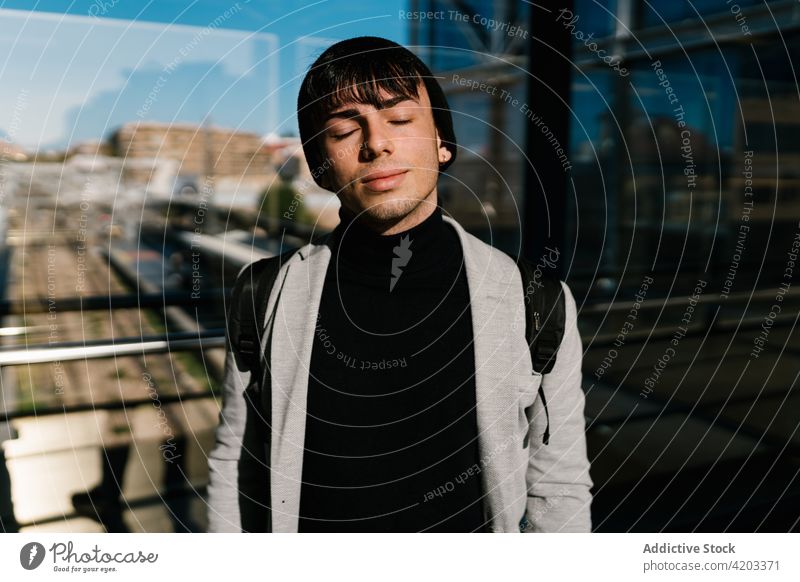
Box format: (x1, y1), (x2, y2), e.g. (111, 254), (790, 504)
(2, 281), (791, 319)
(0, 289), (231, 316)
(0, 329), (226, 365)
(0, 278), (792, 396)
(0, 284), (793, 364)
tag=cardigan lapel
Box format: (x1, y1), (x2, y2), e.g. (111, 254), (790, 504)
(267, 239), (333, 533)
(443, 216), (529, 531)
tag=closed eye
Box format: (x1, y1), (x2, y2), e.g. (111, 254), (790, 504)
(331, 119), (412, 140)
(331, 129), (357, 140)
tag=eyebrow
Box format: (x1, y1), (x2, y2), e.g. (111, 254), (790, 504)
(323, 95), (418, 124)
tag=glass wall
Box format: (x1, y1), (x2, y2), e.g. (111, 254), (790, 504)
(567, 0), (800, 532)
(569, 0), (800, 302)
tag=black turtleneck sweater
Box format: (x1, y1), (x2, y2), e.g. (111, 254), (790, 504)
(297, 203), (485, 532)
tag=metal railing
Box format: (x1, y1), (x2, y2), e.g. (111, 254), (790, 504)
(0, 329), (226, 423)
(0, 289), (228, 316)
(0, 329), (226, 366)
(0, 290), (231, 423)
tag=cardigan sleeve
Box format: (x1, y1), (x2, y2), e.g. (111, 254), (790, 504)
(206, 335), (252, 532)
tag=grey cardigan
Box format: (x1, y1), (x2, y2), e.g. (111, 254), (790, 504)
(206, 215), (593, 533)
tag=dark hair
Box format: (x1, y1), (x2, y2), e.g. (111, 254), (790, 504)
(297, 36), (457, 188)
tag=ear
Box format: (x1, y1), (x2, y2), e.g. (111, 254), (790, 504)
(436, 130), (452, 165)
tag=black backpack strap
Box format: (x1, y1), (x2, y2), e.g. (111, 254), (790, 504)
(228, 250), (296, 375)
(240, 258), (277, 375)
(529, 269), (566, 375)
(517, 258), (566, 447)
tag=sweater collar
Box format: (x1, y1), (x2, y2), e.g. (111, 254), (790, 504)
(330, 203), (449, 278)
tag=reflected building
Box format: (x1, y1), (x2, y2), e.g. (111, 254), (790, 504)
(410, 0), (531, 251)
(566, 1), (800, 297)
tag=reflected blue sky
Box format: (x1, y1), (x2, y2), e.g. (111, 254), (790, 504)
(0, 1), (406, 149)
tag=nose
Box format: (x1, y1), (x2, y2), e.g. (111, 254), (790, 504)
(359, 113), (394, 161)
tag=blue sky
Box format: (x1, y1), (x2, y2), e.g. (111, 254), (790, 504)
(0, 1), (408, 149)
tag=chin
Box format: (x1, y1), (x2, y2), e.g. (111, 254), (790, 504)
(358, 195), (425, 224)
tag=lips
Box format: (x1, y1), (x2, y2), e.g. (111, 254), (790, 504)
(362, 168), (407, 182)
(361, 168), (409, 192)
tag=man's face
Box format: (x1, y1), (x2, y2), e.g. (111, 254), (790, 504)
(318, 81), (452, 229)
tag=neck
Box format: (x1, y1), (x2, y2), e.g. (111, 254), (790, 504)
(338, 191), (439, 236)
(331, 201), (447, 278)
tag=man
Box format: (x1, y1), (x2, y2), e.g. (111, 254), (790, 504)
(207, 36), (592, 533)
